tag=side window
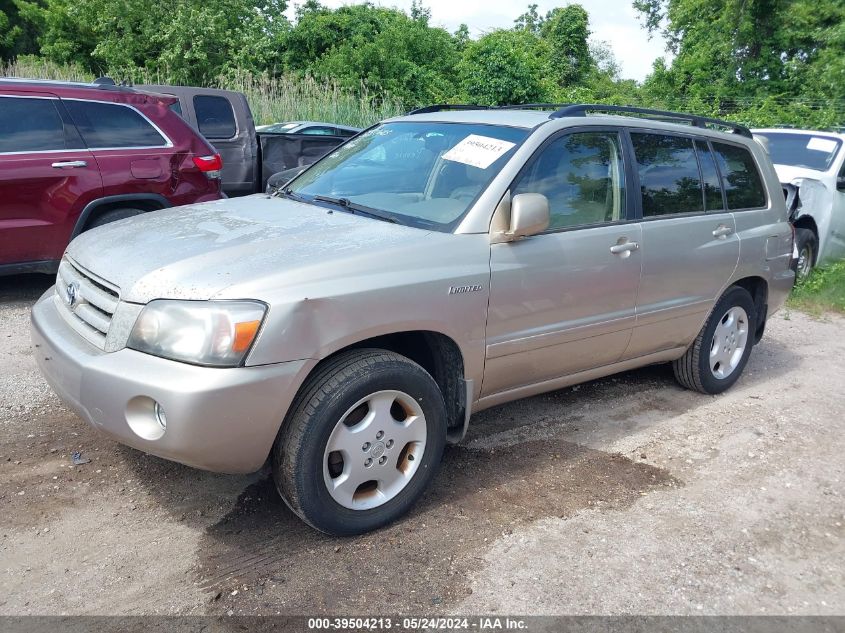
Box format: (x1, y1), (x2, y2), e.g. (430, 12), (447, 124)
(193, 95), (237, 139)
(513, 131), (626, 230)
(695, 140), (725, 211)
(631, 133), (703, 217)
(336, 128), (357, 138)
(0, 97), (74, 153)
(711, 142), (767, 210)
(168, 101), (183, 117)
(300, 126), (336, 136)
(64, 100), (168, 149)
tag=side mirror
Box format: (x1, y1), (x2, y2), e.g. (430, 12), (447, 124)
(837, 176), (845, 192)
(507, 193), (550, 239)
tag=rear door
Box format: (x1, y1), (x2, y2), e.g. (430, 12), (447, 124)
(62, 98), (174, 202)
(0, 93), (102, 267)
(622, 131), (740, 359)
(483, 128), (642, 396)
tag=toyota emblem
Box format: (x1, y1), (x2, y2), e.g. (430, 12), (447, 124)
(64, 281), (80, 308)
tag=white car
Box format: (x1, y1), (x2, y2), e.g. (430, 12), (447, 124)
(753, 129), (845, 279)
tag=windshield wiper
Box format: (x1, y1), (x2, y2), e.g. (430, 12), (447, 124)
(311, 195), (398, 224)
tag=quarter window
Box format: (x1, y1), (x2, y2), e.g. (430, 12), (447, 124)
(64, 100), (168, 149)
(193, 95), (236, 139)
(711, 142), (767, 209)
(513, 131), (627, 230)
(0, 97), (75, 153)
(632, 133), (703, 217)
(695, 141), (725, 212)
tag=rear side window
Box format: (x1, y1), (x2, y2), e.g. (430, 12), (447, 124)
(0, 97), (76, 153)
(513, 131), (627, 230)
(64, 100), (169, 149)
(711, 142), (767, 209)
(300, 126), (337, 136)
(695, 141), (725, 211)
(193, 95), (236, 139)
(631, 133), (703, 217)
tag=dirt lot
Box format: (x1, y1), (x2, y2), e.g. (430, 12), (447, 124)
(1, 274), (843, 616)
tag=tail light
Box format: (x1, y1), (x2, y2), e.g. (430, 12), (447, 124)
(192, 153), (223, 180)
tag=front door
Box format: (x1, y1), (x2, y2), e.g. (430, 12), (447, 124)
(0, 94), (102, 267)
(483, 129), (642, 397)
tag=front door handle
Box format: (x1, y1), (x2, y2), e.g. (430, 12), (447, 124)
(51, 160), (87, 169)
(610, 241), (639, 255)
(712, 224), (733, 239)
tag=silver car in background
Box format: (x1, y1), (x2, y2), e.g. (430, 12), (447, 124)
(32, 105), (795, 535)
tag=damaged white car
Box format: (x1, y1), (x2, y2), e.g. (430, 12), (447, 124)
(753, 129), (845, 279)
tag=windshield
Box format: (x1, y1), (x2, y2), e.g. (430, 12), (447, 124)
(755, 132), (842, 171)
(286, 121), (529, 231)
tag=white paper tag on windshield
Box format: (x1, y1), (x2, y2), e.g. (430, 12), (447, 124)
(442, 135), (516, 169)
(807, 137), (838, 153)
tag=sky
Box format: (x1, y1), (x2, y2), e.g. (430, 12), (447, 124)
(284, 0), (670, 82)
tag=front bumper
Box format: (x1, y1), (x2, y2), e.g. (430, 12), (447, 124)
(31, 290), (312, 473)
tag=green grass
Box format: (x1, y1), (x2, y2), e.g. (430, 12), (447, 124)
(1, 58), (406, 127)
(788, 259), (845, 316)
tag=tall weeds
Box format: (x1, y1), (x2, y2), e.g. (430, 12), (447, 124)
(1, 58), (406, 127)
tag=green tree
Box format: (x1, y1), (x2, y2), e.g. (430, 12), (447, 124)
(284, 3), (459, 104)
(457, 29), (553, 105)
(17, 0), (288, 83)
(634, 0), (845, 108)
(541, 5), (591, 88)
(1, 0), (41, 58)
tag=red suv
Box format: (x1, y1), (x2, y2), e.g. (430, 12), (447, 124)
(0, 78), (224, 275)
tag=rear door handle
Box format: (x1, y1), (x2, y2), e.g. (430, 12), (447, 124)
(51, 160), (87, 169)
(610, 241), (639, 255)
(712, 224), (733, 239)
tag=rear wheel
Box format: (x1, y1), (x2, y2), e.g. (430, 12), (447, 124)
(673, 286), (756, 395)
(273, 349), (447, 535)
(794, 227), (818, 282)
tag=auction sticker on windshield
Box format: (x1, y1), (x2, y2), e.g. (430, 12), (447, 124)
(807, 137), (838, 153)
(443, 134), (516, 169)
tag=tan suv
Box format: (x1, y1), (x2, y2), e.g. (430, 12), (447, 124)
(31, 104), (795, 534)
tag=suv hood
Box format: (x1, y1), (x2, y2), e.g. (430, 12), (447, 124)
(66, 196), (435, 303)
(772, 164), (827, 184)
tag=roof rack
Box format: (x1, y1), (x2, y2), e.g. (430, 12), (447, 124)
(407, 104), (492, 115)
(549, 104), (752, 138)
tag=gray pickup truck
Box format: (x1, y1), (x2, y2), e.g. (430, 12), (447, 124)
(31, 104), (794, 535)
(143, 85), (353, 196)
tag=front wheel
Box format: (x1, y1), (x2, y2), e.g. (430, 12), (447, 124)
(273, 349), (447, 535)
(673, 286), (757, 395)
(794, 227), (818, 282)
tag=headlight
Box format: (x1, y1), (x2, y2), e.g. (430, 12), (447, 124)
(128, 300), (267, 367)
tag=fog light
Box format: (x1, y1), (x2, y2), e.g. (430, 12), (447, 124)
(126, 396), (167, 441)
(154, 402), (167, 430)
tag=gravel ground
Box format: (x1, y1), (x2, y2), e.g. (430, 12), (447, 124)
(0, 273), (843, 616)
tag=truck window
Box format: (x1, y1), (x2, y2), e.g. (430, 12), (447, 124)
(193, 95), (237, 139)
(513, 131), (626, 230)
(711, 142), (767, 210)
(63, 100), (169, 149)
(631, 133), (704, 217)
(0, 97), (71, 153)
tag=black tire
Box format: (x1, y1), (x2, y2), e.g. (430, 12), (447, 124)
(86, 207), (146, 229)
(673, 286), (757, 395)
(794, 227), (818, 282)
(273, 349), (447, 535)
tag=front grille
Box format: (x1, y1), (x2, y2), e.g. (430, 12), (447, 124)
(55, 258), (120, 349)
